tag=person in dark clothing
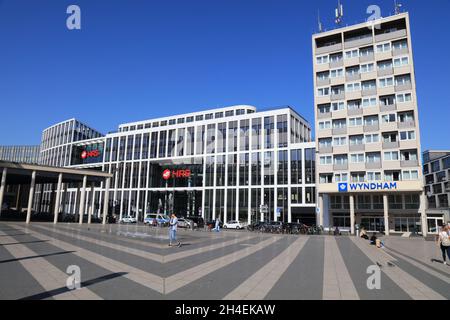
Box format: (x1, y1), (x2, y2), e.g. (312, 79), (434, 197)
(370, 233), (378, 245)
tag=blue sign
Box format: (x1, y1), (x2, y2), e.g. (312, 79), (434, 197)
(339, 182), (398, 192)
(338, 183), (348, 192)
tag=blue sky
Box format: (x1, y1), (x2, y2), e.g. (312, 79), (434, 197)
(0, 0), (449, 150)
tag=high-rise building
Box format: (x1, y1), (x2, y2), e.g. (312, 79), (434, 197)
(312, 12), (426, 235)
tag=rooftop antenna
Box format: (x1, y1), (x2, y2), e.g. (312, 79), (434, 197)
(335, 0), (344, 26)
(318, 10), (323, 32)
(394, 0), (402, 14)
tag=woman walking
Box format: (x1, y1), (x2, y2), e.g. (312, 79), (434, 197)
(437, 225), (450, 265)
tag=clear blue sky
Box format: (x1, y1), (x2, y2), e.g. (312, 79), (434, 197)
(0, 0), (449, 150)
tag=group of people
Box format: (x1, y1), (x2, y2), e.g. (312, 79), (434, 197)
(358, 226), (384, 248)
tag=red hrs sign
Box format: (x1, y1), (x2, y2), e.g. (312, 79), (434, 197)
(81, 150), (100, 159)
(162, 169), (191, 180)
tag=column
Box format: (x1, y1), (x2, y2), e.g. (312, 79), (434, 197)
(102, 177), (111, 225)
(0, 168), (7, 217)
(349, 194), (355, 235)
(78, 175), (87, 224)
(88, 182), (95, 224)
(420, 191), (427, 237)
(26, 171), (37, 224)
(53, 173), (63, 224)
(15, 185), (21, 211)
(318, 194), (324, 227)
(383, 194), (389, 235)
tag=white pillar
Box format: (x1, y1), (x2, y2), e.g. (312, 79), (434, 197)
(78, 175), (87, 224)
(0, 168), (7, 216)
(26, 171), (37, 224)
(318, 194), (324, 227)
(383, 194), (390, 235)
(53, 173), (63, 224)
(102, 177), (111, 225)
(88, 182), (95, 224)
(350, 194), (355, 235)
(420, 191), (427, 237)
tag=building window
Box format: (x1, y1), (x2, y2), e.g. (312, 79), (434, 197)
(264, 117), (274, 149)
(251, 118), (262, 150)
(206, 124), (216, 154)
(291, 149), (302, 184)
(277, 150), (288, 185)
(305, 148), (315, 184)
(263, 152), (274, 185)
(239, 153), (250, 186)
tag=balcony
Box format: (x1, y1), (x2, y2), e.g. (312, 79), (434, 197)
(398, 120), (415, 129)
(332, 127), (347, 135)
(359, 53), (374, 63)
(380, 121), (398, 132)
(330, 59), (344, 69)
(331, 92), (345, 101)
(382, 141), (399, 149)
(318, 112), (331, 119)
(361, 88), (377, 97)
(363, 105), (379, 116)
(318, 146), (333, 154)
(380, 103), (397, 112)
(363, 123), (379, 132)
(346, 73), (361, 82)
(366, 161), (382, 169)
(315, 43), (343, 55)
(333, 163), (349, 171)
(393, 47), (409, 56)
(401, 160), (419, 167)
(395, 82), (412, 92)
(316, 78), (330, 87)
(377, 67), (393, 77)
(344, 36), (373, 49)
(375, 29), (407, 42)
(348, 108), (363, 116)
(349, 144), (365, 152)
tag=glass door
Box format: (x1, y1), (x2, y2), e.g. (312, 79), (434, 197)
(427, 217), (444, 234)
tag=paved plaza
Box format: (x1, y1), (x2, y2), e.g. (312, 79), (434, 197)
(0, 222), (449, 300)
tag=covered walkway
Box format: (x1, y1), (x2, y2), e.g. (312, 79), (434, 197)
(0, 161), (112, 224)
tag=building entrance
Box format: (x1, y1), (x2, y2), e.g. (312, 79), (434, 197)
(147, 190), (202, 218)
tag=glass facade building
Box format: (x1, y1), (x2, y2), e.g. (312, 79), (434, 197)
(0, 146), (40, 164)
(39, 105), (316, 224)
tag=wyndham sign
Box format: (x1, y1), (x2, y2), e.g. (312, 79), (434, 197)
(338, 182), (398, 192)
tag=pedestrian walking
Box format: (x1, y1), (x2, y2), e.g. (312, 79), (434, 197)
(168, 213), (181, 247)
(437, 225), (450, 265)
(214, 217), (220, 232)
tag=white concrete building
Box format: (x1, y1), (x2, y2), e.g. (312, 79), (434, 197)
(313, 13), (426, 235)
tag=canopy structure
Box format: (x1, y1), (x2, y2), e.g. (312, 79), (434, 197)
(0, 161), (112, 224)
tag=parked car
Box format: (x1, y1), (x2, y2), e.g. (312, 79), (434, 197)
(187, 216), (204, 229)
(223, 220), (247, 230)
(119, 215), (137, 223)
(177, 218), (197, 229)
(144, 213), (170, 226)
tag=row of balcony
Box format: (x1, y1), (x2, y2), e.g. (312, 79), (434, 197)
(315, 29), (408, 55)
(319, 160), (420, 171)
(318, 140), (418, 154)
(318, 103), (415, 119)
(316, 83), (413, 104)
(317, 66), (410, 87)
